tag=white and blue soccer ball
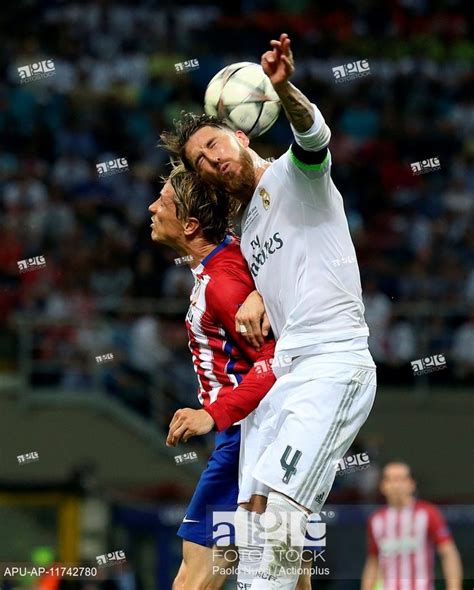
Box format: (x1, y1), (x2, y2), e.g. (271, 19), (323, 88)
(204, 62), (281, 138)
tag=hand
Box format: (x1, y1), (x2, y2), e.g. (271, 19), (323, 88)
(261, 33), (295, 89)
(235, 290), (271, 350)
(166, 408), (215, 447)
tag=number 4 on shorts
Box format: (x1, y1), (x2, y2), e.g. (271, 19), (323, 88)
(280, 445), (302, 484)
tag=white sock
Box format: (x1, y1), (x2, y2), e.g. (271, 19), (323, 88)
(235, 506), (264, 590)
(250, 492), (309, 590)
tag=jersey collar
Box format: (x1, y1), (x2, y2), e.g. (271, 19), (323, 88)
(192, 234), (233, 277)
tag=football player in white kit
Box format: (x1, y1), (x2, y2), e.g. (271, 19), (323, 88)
(161, 33), (377, 590)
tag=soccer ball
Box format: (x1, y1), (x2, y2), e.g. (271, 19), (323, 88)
(204, 62), (281, 138)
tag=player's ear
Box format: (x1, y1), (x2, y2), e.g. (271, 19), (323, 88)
(183, 216), (200, 237)
(234, 130), (250, 148)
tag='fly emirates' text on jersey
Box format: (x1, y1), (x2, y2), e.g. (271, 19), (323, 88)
(186, 235), (275, 431)
(240, 104), (370, 361)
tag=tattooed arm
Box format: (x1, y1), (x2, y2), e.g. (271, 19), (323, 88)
(261, 33), (314, 133)
(274, 82), (315, 133)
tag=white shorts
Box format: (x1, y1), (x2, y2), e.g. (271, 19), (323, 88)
(238, 350), (377, 512)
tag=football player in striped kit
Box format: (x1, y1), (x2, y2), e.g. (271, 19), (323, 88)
(149, 164), (312, 590)
(361, 462), (462, 590)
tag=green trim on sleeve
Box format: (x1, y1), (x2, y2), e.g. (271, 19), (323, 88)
(289, 148), (330, 171)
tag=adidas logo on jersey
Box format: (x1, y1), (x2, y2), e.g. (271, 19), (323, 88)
(314, 493), (325, 505)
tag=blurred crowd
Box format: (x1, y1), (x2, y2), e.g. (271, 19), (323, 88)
(0, 0), (473, 423)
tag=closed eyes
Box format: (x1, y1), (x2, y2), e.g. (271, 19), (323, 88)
(195, 140), (217, 169)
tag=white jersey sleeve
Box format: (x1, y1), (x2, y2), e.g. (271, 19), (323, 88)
(275, 103), (336, 207)
(290, 103), (331, 154)
(273, 145), (334, 211)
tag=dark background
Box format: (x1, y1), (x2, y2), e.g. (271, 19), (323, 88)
(0, 1), (472, 589)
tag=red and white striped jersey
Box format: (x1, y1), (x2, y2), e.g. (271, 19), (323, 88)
(367, 500), (452, 590)
(185, 234), (275, 431)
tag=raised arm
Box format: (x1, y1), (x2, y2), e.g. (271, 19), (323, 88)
(261, 33), (313, 132)
(262, 33), (331, 170)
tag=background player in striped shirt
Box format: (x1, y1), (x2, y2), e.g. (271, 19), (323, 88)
(149, 165), (311, 590)
(161, 33), (377, 589)
(361, 462), (462, 590)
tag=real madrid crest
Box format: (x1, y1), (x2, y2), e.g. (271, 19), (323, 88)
(259, 187), (270, 210)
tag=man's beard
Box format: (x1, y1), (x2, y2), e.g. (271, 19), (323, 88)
(215, 147), (256, 202)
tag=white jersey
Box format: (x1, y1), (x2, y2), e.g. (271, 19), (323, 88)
(240, 108), (369, 360)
